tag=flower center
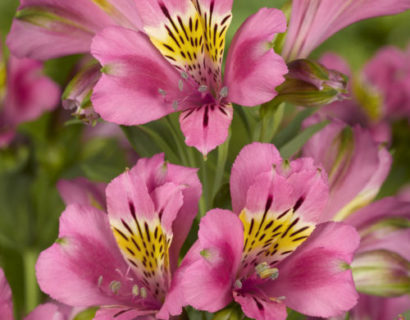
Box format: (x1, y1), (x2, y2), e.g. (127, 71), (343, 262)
(238, 196), (315, 278)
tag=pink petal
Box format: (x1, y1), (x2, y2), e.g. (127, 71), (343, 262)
(25, 303), (68, 320)
(94, 308), (155, 320)
(319, 52), (351, 76)
(233, 292), (287, 320)
(3, 56), (59, 125)
(179, 103), (233, 155)
(264, 222), (360, 318)
(224, 8), (288, 106)
(36, 204), (133, 307)
(0, 269), (13, 320)
(91, 26), (190, 126)
(303, 118), (391, 221)
(230, 143), (282, 214)
(7, 0), (141, 60)
(282, 0), (410, 61)
(181, 209), (244, 312)
(57, 178), (106, 209)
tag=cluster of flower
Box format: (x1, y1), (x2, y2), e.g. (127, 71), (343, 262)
(0, 0), (409, 320)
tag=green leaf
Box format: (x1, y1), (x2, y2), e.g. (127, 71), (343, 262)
(280, 120), (329, 159)
(73, 307), (98, 320)
(273, 107), (319, 148)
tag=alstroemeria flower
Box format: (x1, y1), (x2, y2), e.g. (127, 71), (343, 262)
(0, 51), (60, 147)
(180, 143), (360, 320)
(6, 0), (142, 60)
(37, 154), (201, 319)
(303, 116), (392, 222)
(91, 2), (288, 154)
(281, 0), (410, 61)
(1, 268), (77, 320)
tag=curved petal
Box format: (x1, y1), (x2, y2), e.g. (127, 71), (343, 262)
(94, 308), (155, 320)
(224, 8), (288, 106)
(91, 26), (192, 125)
(282, 0), (410, 61)
(264, 222), (360, 318)
(230, 143), (282, 214)
(25, 303), (70, 320)
(36, 204), (133, 307)
(181, 209), (244, 312)
(6, 0), (141, 60)
(233, 292), (287, 320)
(0, 269), (13, 320)
(179, 103), (233, 155)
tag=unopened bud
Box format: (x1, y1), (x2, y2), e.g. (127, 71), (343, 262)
(352, 250), (410, 297)
(212, 305), (242, 320)
(275, 59), (348, 107)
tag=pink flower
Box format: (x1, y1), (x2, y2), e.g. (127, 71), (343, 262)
(1, 268), (75, 320)
(281, 0), (410, 61)
(0, 52), (60, 147)
(302, 116), (392, 222)
(179, 143), (360, 320)
(36, 154), (201, 319)
(91, 2), (288, 154)
(364, 46), (410, 120)
(6, 0), (142, 60)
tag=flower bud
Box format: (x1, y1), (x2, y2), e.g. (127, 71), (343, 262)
(275, 59), (348, 107)
(352, 250), (410, 297)
(62, 59), (101, 125)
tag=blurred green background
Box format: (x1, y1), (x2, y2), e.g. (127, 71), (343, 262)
(0, 0), (409, 319)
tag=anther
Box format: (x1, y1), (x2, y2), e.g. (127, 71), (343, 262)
(140, 287), (147, 299)
(234, 279), (242, 289)
(109, 280), (121, 294)
(219, 86), (228, 98)
(255, 262), (279, 280)
(132, 285), (139, 297)
(181, 72), (188, 79)
(178, 79), (184, 91)
(198, 85), (208, 93)
(97, 275), (103, 287)
(172, 101), (179, 111)
(158, 88), (167, 96)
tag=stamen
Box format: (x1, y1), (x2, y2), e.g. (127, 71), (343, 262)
(158, 88), (167, 96)
(97, 275), (103, 287)
(219, 86), (228, 98)
(234, 279), (243, 289)
(140, 287), (147, 299)
(172, 101), (179, 111)
(269, 296), (286, 303)
(132, 285), (139, 297)
(109, 280), (121, 294)
(181, 72), (189, 79)
(255, 262), (279, 280)
(198, 85), (208, 92)
(178, 79), (184, 91)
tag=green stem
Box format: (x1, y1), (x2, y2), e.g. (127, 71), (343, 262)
(23, 249), (40, 314)
(199, 157), (209, 217)
(212, 132), (231, 202)
(165, 116), (189, 166)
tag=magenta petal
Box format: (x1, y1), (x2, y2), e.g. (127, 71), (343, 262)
(282, 0), (410, 60)
(181, 209), (244, 312)
(91, 27), (184, 125)
(0, 269), (13, 320)
(36, 204), (131, 307)
(94, 308), (154, 320)
(265, 222), (360, 318)
(230, 143), (282, 213)
(57, 177), (106, 209)
(224, 8), (288, 106)
(233, 292), (287, 320)
(179, 104), (233, 155)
